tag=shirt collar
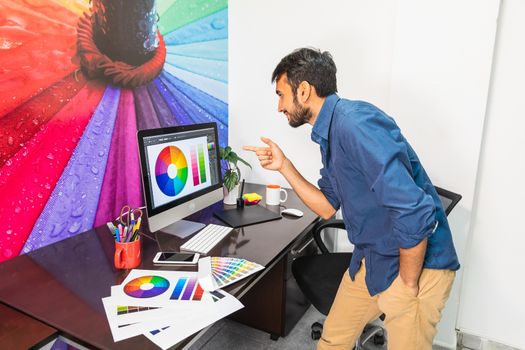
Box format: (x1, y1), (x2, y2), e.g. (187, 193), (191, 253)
(311, 93), (340, 145)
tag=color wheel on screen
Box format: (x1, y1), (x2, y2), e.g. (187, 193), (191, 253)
(155, 146), (188, 196)
(123, 275), (170, 298)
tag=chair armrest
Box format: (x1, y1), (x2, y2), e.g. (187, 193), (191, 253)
(313, 219), (346, 254)
(434, 186), (462, 216)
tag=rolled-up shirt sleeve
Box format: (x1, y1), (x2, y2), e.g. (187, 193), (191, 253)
(340, 106), (436, 248)
(318, 166), (341, 211)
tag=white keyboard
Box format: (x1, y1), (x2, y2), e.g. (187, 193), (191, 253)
(180, 224), (233, 255)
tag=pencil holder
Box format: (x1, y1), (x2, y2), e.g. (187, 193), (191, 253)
(114, 237), (141, 269)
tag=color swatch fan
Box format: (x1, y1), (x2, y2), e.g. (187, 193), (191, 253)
(198, 257), (265, 292)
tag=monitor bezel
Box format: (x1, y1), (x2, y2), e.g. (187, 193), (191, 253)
(137, 122), (223, 218)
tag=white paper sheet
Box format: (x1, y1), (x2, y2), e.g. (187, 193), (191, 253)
(107, 286), (206, 326)
(102, 297), (176, 342)
(143, 289), (244, 350)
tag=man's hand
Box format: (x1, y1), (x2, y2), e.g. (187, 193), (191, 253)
(244, 136), (336, 219)
(399, 238), (427, 298)
(243, 137), (286, 172)
(400, 277), (419, 298)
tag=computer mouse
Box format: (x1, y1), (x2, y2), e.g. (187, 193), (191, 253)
(281, 208), (304, 217)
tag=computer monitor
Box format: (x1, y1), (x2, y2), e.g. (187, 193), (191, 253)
(137, 123), (223, 238)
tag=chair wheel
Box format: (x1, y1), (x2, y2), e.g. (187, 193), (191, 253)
(311, 322), (323, 340)
(311, 329), (322, 340)
(373, 333), (385, 345)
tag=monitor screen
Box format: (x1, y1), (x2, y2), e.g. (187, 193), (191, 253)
(137, 123), (222, 230)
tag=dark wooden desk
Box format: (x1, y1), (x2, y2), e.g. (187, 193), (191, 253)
(0, 183), (319, 349)
(0, 303), (57, 349)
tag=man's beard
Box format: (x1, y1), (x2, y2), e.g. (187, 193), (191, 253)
(288, 99), (312, 128)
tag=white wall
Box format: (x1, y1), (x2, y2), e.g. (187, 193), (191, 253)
(457, 0), (525, 348)
(385, 1), (500, 346)
(229, 0), (398, 187)
(229, 0), (499, 348)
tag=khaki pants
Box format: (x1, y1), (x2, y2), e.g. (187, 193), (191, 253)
(317, 261), (455, 350)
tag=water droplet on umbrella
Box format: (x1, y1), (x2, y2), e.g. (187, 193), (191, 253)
(6, 229), (12, 235)
(14, 207), (21, 213)
(5, 159), (12, 166)
(72, 205), (85, 217)
(3, 249), (13, 258)
(37, 193), (43, 199)
(68, 221), (82, 234)
(211, 18), (226, 30)
(91, 166), (99, 174)
(7, 136), (14, 145)
(46, 153), (55, 160)
(50, 223), (65, 238)
(44, 183), (51, 189)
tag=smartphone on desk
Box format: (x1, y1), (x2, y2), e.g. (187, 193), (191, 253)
(153, 252), (200, 265)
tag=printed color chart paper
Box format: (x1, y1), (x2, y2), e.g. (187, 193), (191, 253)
(112, 269), (213, 308)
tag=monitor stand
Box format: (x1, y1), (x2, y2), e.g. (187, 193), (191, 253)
(158, 220), (205, 239)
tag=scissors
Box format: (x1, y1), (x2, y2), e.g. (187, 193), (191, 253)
(119, 205), (143, 227)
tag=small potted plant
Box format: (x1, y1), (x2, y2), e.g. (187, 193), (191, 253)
(219, 146), (251, 205)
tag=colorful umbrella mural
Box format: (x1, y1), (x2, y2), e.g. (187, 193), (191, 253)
(0, 0), (228, 262)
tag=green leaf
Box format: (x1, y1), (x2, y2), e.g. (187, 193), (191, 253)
(223, 169), (239, 192)
(236, 155), (252, 169)
(219, 146), (251, 181)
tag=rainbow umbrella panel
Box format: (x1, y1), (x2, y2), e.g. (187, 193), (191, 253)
(0, 0), (229, 261)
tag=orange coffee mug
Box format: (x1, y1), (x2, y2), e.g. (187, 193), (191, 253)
(114, 237), (141, 269)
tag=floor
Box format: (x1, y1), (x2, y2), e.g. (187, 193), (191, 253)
(43, 304), (505, 349)
(187, 305), (387, 350)
(187, 305), (461, 350)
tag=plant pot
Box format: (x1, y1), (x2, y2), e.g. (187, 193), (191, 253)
(223, 184), (239, 205)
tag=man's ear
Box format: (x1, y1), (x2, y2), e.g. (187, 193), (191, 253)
(298, 81), (311, 103)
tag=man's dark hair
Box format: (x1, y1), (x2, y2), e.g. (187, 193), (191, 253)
(271, 48), (337, 97)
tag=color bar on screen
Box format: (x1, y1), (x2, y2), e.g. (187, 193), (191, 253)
(198, 144), (207, 183)
(191, 146), (200, 186)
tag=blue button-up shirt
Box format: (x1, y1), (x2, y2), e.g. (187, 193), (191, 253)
(312, 94), (460, 296)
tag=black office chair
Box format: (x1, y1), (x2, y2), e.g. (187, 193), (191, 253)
(292, 186), (462, 348)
